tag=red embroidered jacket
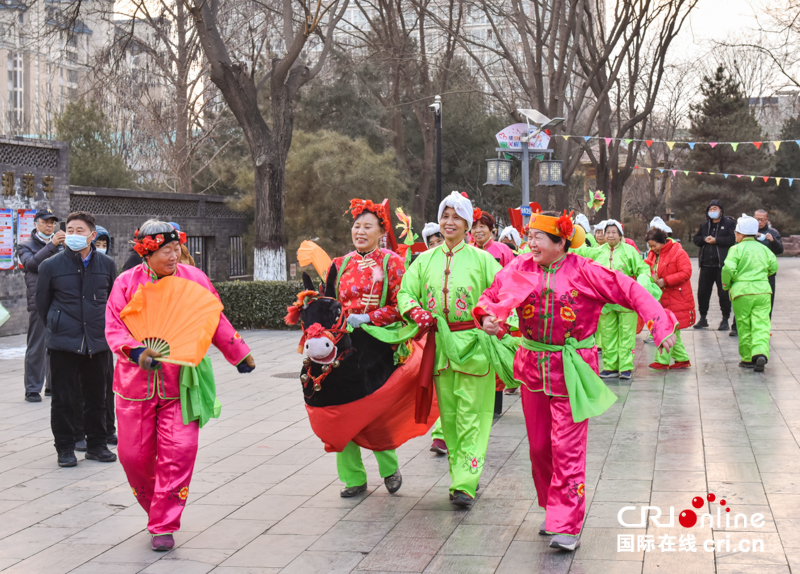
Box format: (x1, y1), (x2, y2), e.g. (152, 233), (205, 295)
(331, 248), (405, 326)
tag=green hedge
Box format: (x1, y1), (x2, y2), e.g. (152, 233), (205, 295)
(214, 280), (305, 330)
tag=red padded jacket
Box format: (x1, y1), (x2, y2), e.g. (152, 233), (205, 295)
(645, 241), (696, 330)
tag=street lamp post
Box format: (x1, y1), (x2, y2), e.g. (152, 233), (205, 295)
(430, 95), (443, 207)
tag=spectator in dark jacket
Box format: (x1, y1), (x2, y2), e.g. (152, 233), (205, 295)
(17, 209), (64, 402)
(755, 209), (783, 316)
(36, 211), (118, 468)
(693, 199), (736, 331)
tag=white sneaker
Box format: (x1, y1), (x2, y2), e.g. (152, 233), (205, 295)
(550, 534), (580, 551)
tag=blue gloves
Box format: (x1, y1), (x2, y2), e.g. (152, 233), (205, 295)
(237, 355), (255, 373)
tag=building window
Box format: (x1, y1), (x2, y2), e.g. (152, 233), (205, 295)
(229, 236), (246, 277)
(186, 236), (207, 274)
(7, 52), (23, 130)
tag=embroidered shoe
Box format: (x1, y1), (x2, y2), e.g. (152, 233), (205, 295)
(753, 355), (767, 373)
(384, 470), (402, 494)
(649, 362), (670, 370)
(450, 490), (474, 509)
(550, 534), (581, 551)
(430, 439), (448, 455)
(539, 521), (547, 535)
(619, 371), (633, 380)
(151, 534), (175, 552)
(598, 370), (619, 378)
(670, 361), (691, 369)
(340, 483), (367, 498)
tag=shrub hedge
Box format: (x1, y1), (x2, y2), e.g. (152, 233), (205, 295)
(214, 280), (305, 330)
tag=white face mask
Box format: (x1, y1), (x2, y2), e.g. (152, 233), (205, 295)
(708, 210), (720, 219)
(96, 247), (107, 254)
(37, 229), (54, 241)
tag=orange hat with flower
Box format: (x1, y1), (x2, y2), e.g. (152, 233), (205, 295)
(527, 210), (586, 249)
(347, 199), (389, 231)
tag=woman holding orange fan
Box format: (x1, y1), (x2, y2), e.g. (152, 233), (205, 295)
(105, 220), (255, 552)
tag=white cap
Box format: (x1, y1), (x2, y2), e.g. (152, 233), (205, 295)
(421, 222), (441, 247)
(595, 220), (607, 232)
(498, 226), (521, 247)
(437, 191), (474, 230)
(599, 219), (624, 235)
(574, 213), (591, 234)
(736, 214), (758, 235)
(649, 216), (672, 234)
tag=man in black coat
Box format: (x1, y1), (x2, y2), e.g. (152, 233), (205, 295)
(755, 209), (783, 314)
(36, 211), (118, 468)
(17, 209), (64, 402)
(692, 199), (736, 330)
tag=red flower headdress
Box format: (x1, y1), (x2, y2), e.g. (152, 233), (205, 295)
(131, 227), (186, 257)
(347, 199), (389, 230)
(555, 210), (575, 240)
(284, 290), (319, 325)
(472, 207), (483, 222)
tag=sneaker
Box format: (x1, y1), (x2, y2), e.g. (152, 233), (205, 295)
(340, 483), (367, 498)
(550, 534), (581, 551)
(57, 450), (78, 467)
(384, 470), (402, 494)
(718, 318), (730, 331)
(151, 534), (174, 552)
(693, 317), (708, 329)
(670, 361), (691, 370)
(619, 371), (632, 380)
(539, 520), (547, 535)
(85, 447), (117, 462)
(753, 355), (767, 373)
(44, 388), (51, 397)
(504, 387), (518, 395)
(649, 362), (670, 371)
(450, 490), (474, 508)
(644, 335), (654, 345)
(107, 434), (118, 446)
(739, 361), (755, 369)
(430, 439), (448, 455)
(599, 370), (619, 378)
(74, 440), (87, 452)
(25, 392), (42, 403)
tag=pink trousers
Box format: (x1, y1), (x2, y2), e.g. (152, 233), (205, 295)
(116, 395), (200, 535)
(521, 387), (587, 536)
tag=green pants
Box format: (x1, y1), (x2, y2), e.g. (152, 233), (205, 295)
(595, 329), (603, 351)
(336, 441), (398, 488)
(434, 368), (495, 498)
(598, 310), (638, 372)
(732, 294), (772, 362)
(655, 329), (689, 365)
(431, 418), (445, 441)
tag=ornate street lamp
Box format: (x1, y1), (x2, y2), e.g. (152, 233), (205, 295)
(537, 159), (565, 186)
(484, 156), (513, 186)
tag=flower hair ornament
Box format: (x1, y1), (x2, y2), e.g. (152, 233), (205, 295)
(347, 199), (389, 230)
(555, 210), (575, 240)
(472, 207), (483, 222)
(131, 228), (186, 257)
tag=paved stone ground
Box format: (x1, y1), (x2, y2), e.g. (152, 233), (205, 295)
(2, 259), (800, 573)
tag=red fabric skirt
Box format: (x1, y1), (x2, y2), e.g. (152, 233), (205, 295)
(305, 338), (439, 453)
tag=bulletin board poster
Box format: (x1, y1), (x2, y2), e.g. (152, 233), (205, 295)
(16, 209), (36, 244)
(0, 209), (14, 270)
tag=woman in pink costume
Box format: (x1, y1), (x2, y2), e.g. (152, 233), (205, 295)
(473, 211), (676, 551)
(471, 209), (515, 266)
(105, 220), (255, 551)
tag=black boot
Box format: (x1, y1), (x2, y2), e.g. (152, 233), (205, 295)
(85, 446), (117, 462)
(693, 316), (708, 329)
(718, 317), (730, 331)
(57, 450), (78, 467)
(753, 355), (768, 373)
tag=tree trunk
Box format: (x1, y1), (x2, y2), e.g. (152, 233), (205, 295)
(411, 111), (435, 221)
(175, 2), (191, 195)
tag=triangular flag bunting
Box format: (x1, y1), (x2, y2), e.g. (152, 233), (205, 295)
(790, 179), (794, 186)
(672, 170), (677, 176)
(658, 168), (664, 173)
(645, 140), (653, 147)
(562, 135), (570, 140)
(697, 172), (702, 175)
(583, 136), (591, 142)
(709, 142), (718, 148)
(750, 176), (756, 181)
(666, 141), (675, 150)
(723, 174), (729, 178)
(774, 141), (781, 151)
(645, 168), (651, 173)
(736, 174), (742, 178)
(763, 176), (769, 182)
(684, 171), (689, 176)
(604, 137), (612, 146)
(753, 142), (762, 149)
(688, 143), (696, 150)
(730, 143), (739, 151)
(796, 140), (800, 148)
(709, 172), (716, 175)
(624, 139), (633, 145)
(776, 178), (782, 185)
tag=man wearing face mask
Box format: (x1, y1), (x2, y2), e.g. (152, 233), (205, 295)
(692, 200), (736, 330)
(18, 209), (65, 402)
(36, 211), (118, 468)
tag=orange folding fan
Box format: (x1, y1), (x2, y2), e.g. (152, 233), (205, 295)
(120, 276), (224, 367)
(297, 240), (332, 278)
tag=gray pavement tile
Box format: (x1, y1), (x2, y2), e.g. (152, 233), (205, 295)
(422, 554), (501, 573)
(140, 558), (217, 574)
(652, 470), (707, 492)
(309, 520), (395, 553)
(269, 506), (351, 535)
(229, 493), (309, 521)
(439, 524), (517, 556)
(494, 540), (573, 574)
(342, 495), (419, 523)
(69, 562), (150, 574)
(569, 559), (644, 573)
(281, 550), (365, 574)
(716, 566), (790, 574)
(390, 509), (464, 539)
(461, 498), (533, 525)
(181, 518), (274, 550)
(219, 533), (318, 568)
(713, 531), (786, 566)
(0, 543), (111, 574)
(593, 480), (652, 503)
(706, 463), (762, 482)
(356, 536), (445, 571)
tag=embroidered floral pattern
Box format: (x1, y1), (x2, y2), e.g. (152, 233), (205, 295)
(168, 487), (189, 506)
(427, 295), (437, 311)
(567, 480), (585, 499)
(462, 453), (485, 474)
(522, 304), (535, 319)
(560, 306), (577, 322)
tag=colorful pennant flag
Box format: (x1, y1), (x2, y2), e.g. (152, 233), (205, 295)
(774, 141), (781, 151)
(730, 143), (739, 151)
